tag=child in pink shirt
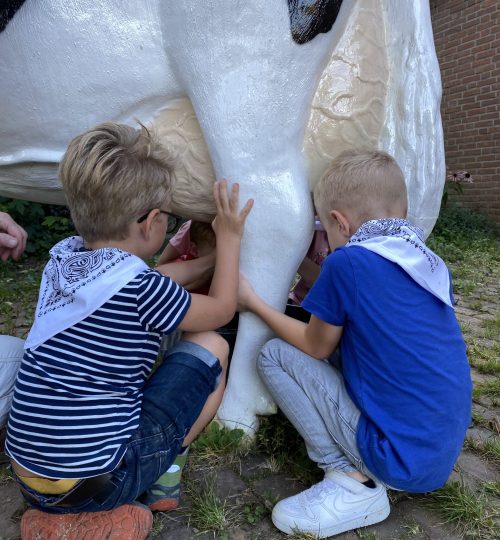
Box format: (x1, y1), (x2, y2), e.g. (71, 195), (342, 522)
(289, 219), (329, 305)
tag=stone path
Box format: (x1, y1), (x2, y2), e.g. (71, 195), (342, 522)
(0, 286), (498, 539)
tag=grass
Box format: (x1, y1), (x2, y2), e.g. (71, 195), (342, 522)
(427, 205), (499, 297)
(192, 421), (246, 459)
(0, 259), (44, 337)
(464, 436), (500, 465)
(428, 481), (500, 539)
(255, 412), (321, 485)
(187, 478), (237, 533)
(473, 378), (500, 401)
(468, 342), (500, 375)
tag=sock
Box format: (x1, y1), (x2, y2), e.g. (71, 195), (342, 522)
(143, 446), (189, 511)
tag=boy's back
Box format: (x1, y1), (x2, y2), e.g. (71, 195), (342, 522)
(303, 246), (471, 491)
(6, 236), (190, 478)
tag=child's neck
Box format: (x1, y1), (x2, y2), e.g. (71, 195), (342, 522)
(84, 237), (147, 259)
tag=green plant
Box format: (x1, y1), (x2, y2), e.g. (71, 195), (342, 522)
(464, 436), (500, 465)
(473, 378), (500, 401)
(192, 421), (245, 458)
(0, 197), (75, 256)
(441, 170), (473, 207)
(255, 413), (321, 485)
(243, 502), (266, 524)
(428, 481), (500, 539)
(188, 479), (236, 533)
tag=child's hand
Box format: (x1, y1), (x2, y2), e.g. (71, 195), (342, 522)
(238, 272), (257, 311)
(212, 180), (253, 240)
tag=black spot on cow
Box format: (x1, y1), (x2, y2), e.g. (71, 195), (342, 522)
(288, 0), (343, 44)
(0, 0), (26, 33)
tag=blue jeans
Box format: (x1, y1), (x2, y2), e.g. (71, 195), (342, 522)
(13, 340), (222, 513)
(257, 338), (383, 484)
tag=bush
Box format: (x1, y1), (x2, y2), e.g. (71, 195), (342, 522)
(427, 204), (498, 264)
(0, 197), (76, 256)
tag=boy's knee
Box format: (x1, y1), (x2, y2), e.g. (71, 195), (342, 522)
(257, 338), (287, 374)
(183, 331), (229, 369)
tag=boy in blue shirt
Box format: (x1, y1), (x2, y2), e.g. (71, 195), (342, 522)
(238, 150), (471, 538)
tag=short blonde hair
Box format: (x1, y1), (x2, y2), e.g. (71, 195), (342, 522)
(59, 122), (176, 241)
(313, 150), (407, 223)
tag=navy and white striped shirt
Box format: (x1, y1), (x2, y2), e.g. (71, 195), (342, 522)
(5, 269), (190, 479)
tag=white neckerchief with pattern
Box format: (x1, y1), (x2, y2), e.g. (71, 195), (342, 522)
(26, 236), (149, 350)
(345, 219), (453, 307)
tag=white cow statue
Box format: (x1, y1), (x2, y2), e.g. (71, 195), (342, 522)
(0, 0), (445, 433)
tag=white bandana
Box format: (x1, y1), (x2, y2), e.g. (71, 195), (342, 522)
(26, 236), (149, 350)
(346, 219), (453, 307)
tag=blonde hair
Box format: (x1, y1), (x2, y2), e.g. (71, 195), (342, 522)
(59, 122), (176, 241)
(313, 150), (407, 223)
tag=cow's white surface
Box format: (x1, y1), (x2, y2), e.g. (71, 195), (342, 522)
(0, 1), (445, 433)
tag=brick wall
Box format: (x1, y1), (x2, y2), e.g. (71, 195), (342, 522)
(430, 0), (499, 225)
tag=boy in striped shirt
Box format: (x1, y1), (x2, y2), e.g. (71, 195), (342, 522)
(5, 122), (253, 540)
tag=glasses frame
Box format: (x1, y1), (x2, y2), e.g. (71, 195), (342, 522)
(137, 209), (182, 233)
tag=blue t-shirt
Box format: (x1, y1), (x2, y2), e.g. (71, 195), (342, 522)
(302, 246), (471, 492)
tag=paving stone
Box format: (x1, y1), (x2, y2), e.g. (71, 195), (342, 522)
(451, 450), (500, 485)
(213, 468), (249, 500)
(0, 479), (24, 540)
(236, 453), (272, 479)
(251, 473), (304, 503)
(395, 499), (460, 540)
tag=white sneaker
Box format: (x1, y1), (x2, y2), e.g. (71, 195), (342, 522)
(271, 470), (390, 538)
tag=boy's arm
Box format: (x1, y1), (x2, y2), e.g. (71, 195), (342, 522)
(156, 243), (180, 266)
(239, 275), (342, 359)
(156, 252), (215, 290)
(179, 181), (253, 332)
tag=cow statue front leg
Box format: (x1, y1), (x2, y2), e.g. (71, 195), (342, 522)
(160, 0), (344, 434)
(218, 172), (314, 433)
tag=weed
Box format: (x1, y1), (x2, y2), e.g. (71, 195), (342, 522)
(255, 413), (321, 485)
(428, 481), (500, 539)
(464, 436), (500, 465)
(482, 482), (500, 498)
(289, 530), (321, 540)
(188, 478), (237, 533)
(402, 519), (423, 536)
(0, 198), (76, 256)
(356, 530), (378, 539)
(468, 343), (500, 375)
(192, 421), (246, 458)
(243, 502), (267, 524)
(473, 379), (500, 401)
(481, 316), (500, 340)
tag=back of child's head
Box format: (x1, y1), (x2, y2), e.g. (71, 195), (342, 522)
(189, 221), (216, 250)
(314, 150), (407, 223)
(59, 122), (176, 242)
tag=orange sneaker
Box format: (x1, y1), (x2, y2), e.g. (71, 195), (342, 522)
(20, 503), (153, 540)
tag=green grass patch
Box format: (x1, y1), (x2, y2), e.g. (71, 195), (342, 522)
(468, 343), (500, 375)
(0, 258), (44, 336)
(464, 436), (500, 465)
(473, 378), (500, 401)
(427, 205), (499, 297)
(187, 478), (237, 533)
(428, 481), (500, 539)
(192, 421), (246, 458)
(481, 315), (500, 341)
(255, 412), (321, 485)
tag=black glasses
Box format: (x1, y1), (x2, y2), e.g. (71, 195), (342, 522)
(137, 210), (182, 233)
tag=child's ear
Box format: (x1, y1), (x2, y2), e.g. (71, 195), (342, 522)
(139, 209), (160, 240)
(330, 210), (351, 237)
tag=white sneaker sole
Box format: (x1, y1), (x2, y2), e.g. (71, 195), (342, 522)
(272, 502), (390, 538)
